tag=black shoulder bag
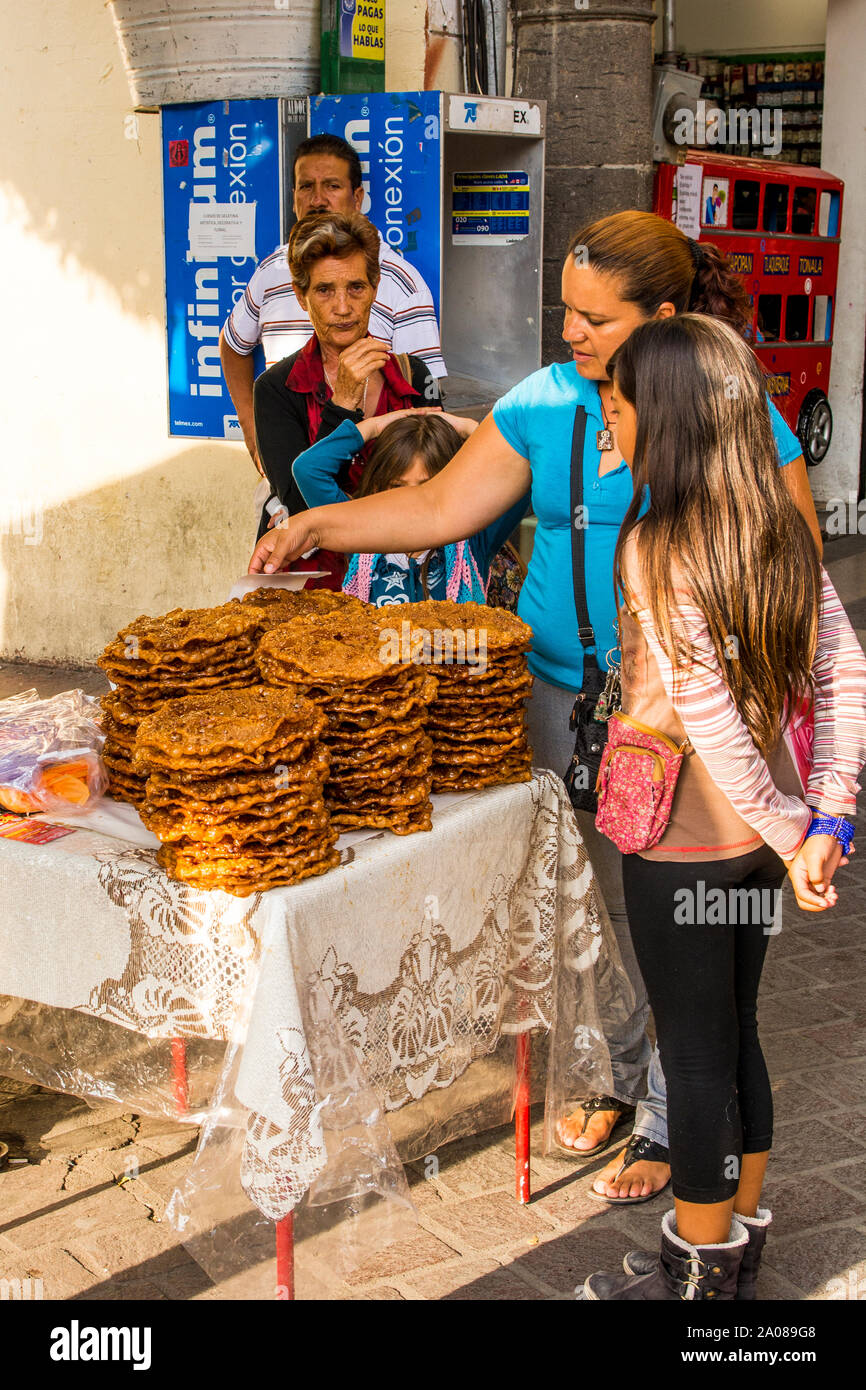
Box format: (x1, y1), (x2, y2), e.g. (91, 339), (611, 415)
(562, 405), (619, 814)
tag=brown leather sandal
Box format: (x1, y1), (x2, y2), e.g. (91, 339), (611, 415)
(554, 1095), (635, 1159)
(587, 1132), (671, 1203)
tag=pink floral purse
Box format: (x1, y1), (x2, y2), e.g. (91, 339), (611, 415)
(595, 713), (691, 854)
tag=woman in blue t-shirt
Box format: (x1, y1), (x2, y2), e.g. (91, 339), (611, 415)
(250, 210), (821, 1204)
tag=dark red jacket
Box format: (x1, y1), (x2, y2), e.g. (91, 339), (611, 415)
(253, 335), (438, 589)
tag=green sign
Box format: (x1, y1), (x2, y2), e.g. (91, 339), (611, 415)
(321, 0), (385, 94)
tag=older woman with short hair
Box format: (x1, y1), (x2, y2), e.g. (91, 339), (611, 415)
(253, 211), (439, 588)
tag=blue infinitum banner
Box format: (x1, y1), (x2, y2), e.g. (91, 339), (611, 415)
(310, 91), (442, 319)
(162, 99), (282, 439)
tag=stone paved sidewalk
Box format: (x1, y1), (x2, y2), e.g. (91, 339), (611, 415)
(0, 534), (864, 1301)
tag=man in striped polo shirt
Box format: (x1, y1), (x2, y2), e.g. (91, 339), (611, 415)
(219, 133), (446, 475)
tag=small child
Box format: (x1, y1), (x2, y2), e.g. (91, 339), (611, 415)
(291, 411), (529, 606)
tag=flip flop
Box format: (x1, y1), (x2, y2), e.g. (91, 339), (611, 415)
(553, 1095), (635, 1160)
(587, 1133), (671, 1204)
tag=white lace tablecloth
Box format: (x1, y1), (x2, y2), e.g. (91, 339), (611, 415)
(0, 772), (628, 1225)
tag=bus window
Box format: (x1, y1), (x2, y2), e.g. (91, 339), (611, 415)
(813, 296), (833, 341)
(757, 295), (782, 341)
(792, 187), (816, 234)
(732, 180), (760, 230)
(785, 296), (810, 341)
(763, 185), (789, 233)
(818, 190), (840, 237)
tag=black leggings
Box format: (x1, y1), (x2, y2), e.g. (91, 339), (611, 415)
(622, 844), (785, 1204)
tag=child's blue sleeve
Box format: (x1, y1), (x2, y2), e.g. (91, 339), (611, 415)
(291, 420), (365, 507)
(472, 492), (532, 571)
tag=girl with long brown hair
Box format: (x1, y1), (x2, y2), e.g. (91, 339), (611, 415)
(578, 315), (866, 1299)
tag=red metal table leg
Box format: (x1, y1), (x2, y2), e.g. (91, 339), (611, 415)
(276, 1213), (295, 1300)
(515, 1031), (531, 1205)
(171, 1037), (189, 1116)
(171, 1038), (299, 1299)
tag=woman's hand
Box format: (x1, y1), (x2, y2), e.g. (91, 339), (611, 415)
(249, 514), (320, 574)
(356, 408), (479, 444)
(331, 337), (390, 411)
(439, 412), (480, 439)
(783, 833), (850, 912)
(355, 407), (439, 442)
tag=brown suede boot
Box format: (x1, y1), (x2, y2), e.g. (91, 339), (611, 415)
(579, 1209), (748, 1300)
(622, 1206), (772, 1300)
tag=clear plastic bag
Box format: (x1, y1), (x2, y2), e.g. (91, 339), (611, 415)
(0, 688), (107, 815)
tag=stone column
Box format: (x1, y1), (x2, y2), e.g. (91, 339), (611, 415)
(819, 0), (866, 505)
(513, 0), (656, 362)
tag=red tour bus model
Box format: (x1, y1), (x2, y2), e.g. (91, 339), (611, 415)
(654, 152), (843, 466)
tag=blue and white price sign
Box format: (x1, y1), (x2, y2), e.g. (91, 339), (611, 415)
(452, 170), (530, 244)
(162, 99), (282, 439)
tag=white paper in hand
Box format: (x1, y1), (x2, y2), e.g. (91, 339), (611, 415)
(227, 572), (327, 602)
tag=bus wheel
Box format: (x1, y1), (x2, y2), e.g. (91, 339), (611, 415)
(797, 390), (833, 466)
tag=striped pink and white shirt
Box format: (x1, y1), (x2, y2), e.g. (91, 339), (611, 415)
(223, 236), (446, 378)
(631, 568), (866, 860)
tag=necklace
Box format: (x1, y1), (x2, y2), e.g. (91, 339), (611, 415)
(324, 365), (368, 414)
(596, 395), (615, 452)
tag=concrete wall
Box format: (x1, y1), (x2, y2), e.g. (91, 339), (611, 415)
(661, 0), (827, 53)
(515, 0), (655, 364)
(386, 0), (427, 89)
(0, 0), (430, 665)
(816, 0), (865, 503)
(425, 0), (463, 92)
(0, 2), (253, 664)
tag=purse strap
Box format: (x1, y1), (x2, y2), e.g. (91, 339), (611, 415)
(569, 404), (601, 677)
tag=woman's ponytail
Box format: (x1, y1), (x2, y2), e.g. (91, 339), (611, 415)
(687, 240), (752, 335)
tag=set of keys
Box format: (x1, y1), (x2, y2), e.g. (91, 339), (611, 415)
(593, 649), (622, 722)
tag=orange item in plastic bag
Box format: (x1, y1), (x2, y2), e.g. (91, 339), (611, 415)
(0, 785), (39, 814)
(37, 760), (94, 806)
(0, 688), (107, 815)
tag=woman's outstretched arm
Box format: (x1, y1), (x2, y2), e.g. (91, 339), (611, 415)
(783, 453), (823, 557)
(248, 413), (531, 573)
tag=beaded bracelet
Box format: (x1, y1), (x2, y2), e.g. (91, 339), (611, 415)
(805, 812), (856, 855)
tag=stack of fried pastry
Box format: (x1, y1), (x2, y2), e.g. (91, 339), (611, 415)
(397, 601), (534, 792)
(134, 686), (338, 896)
(99, 692), (149, 806)
(257, 610), (438, 835)
(97, 605), (266, 805)
(240, 586), (366, 627)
